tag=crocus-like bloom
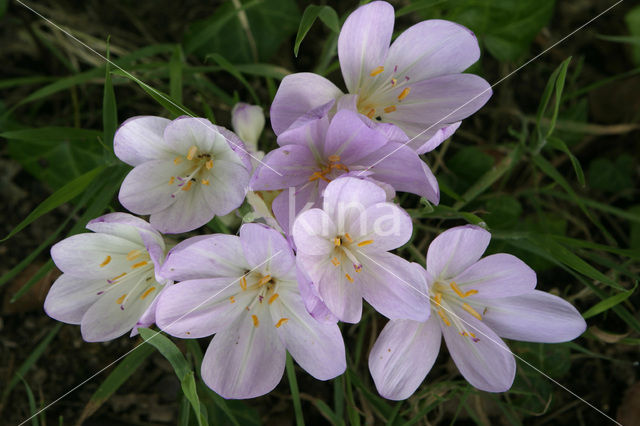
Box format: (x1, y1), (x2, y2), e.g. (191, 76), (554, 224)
(231, 102), (265, 153)
(251, 109), (438, 234)
(292, 177), (430, 323)
(115, 116), (251, 234)
(155, 223), (346, 399)
(44, 213), (169, 342)
(369, 225), (587, 399)
(270, 1), (491, 153)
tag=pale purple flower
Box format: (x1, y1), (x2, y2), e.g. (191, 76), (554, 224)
(155, 223), (345, 399)
(231, 102), (265, 153)
(292, 177), (430, 323)
(270, 1), (491, 153)
(44, 213), (170, 342)
(368, 225), (587, 399)
(115, 116), (251, 234)
(251, 109), (438, 234)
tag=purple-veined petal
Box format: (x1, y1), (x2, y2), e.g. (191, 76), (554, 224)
(131, 287), (165, 336)
(201, 157), (249, 216)
(44, 274), (104, 324)
(292, 208), (337, 256)
(323, 110), (388, 164)
(149, 185), (214, 234)
(240, 223), (296, 278)
(161, 234), (248, 281)
(118, 159), (182, 216)
(359, 253), (430, 321)
(322, 177), (388, 231)
(271, 288), (346, 380)
(412, 122), (461, 154)
(272, 183), (321, 237)
(348, 202), (412, 251)
(213, 124), (253, 171)
(250, 144), (317, 191)
(201, 308), (286, 399)
(114, 116), (172, 166)
(441, 309), (515, 392)
(277, 108), (331, 150)
(427, 225), (491, 279)
(296, 266), (337, 323)
(338, 1), (394, 93)
(155, 277), (247, 338)
(479, 290), (587, 343)
(386, 20), (480, 82)
(271, 73), (343, 135)
(163, 117), (226, 154)
(452, 253), (537, 298)
(369, 316), (441, 400)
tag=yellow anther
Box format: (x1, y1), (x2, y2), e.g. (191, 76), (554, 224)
(201, 179), (210, 185)
(229, 296), (236, 304)
(257, 275), (272, 287)
(331, 257), (341, 267)
(251, 314), (259, 327)
(206, 159), (214, 170)
(357, 240), (374, 247)
(240, 276), (247, 291)
(174, 156), (182, 165)
(369, 66), (385, 76)
(126, 250), (142, 261)
(398, 87), (411, 101)
(116, 294), (127, 305)
(390, 78), (398, 86)
(434, 292), (442, 306)
(344, 233), (353, 243)
(383, 105), (397, 113)
(328, 154), (341, 162)
(186, 145), (198, 160)
(181, 180), (193, 191)
(110, 272), (127, 282)
(464, 289), (479, 297)
(450, 281), (465, 298)
(366, 108), (376, 119)
(99, 255), (111, 267)
(275, 318), (289, 328)
(268, 293), (279, 305)
(168, 176), (175, 185)
(141, 286), (156, 300)
(437, 309), (451, 326)
(345, 273), (354, 283)
(462, 303), (482, 321)
(132, 261), (148, 269)
(334, 237), (341, 247)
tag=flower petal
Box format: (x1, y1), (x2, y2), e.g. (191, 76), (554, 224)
(271, 288), (346, 380)
(272, 183), (320, 237)
(202, 157), (249, 216)
(369, 316), (441, 400)
(163, 117), (226, 154)
(322, 177), (388, 231)
(452, 253), (537, 298)
(114, 116), (172, 166)
(412, 122), (460, 154)
(149, 184), (216, 234)
(292, 208), (337, 256)
(427, 225), (491, 279)
(441, 310), (515, 392)
(480, 290), (587, 343)
(44, 274), (104, 324)
(240, 223), (295, 278)
(201, 309), (286, 399)
(296, 266), (337, 323)
(348, 201), (412, 251)
(386, 20), (480, 81)
(270, 73), (343, 135)
(118, 159), (181, 216)
(250, 144), (317, 191)
(324, 110), (388, 164)
(338, 1), (394, 93)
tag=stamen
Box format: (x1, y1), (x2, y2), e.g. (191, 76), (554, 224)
(229, 296), (236, 304)
(126, 250), (142, 261)
(462, 303), (482, 321)
(174, 156), (182, 165)
(383, 105), (396, 113)
(464, 289), (479, 297)
(369, 66), (384, 76)
(354, 264), (362, 273)
(343, 233), (353, 243)
(398, 87), (411, 101)
(140, 286), (156, 300)
(99, 255), (111, 267)
(168, 176), (175, 185)
(390, 78), (398, 87)
(334, 237), (341, 247)
(328, 154), (340, 162)
(240, 276), (247, 291)
(251, 314), (259, 327)
(257, 275), (272, 287)
(181, 180), (193, 191)
(366, 108), (376, 119)
(357, 240), (373, 247)
(132, 261), (148, 269)
(275, 318), (289, 328)
(345, 273), (354, 283)
(268, 293), (279, 304)
(437, 309), (451, 326)
(186, 145), (198, 160)
(205, 159), (214, 170)
(434, 292), (442, 306)
(108, 272), (127, 283)
(201, 179), (210, 185)
(331, 257), (340, 267)
(116, 294), (127, 305)
(450, 282), (477, 298)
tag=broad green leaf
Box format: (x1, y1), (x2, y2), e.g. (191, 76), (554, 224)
(286, 354), (305, 426)
(294, 5), (339, 57)
(583, 283), (637, 319)
(2, 166), (104, 241)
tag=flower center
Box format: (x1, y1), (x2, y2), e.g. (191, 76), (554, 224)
(430, 280), (482, 342)
(168, 145), (214, 196)
(308, 154), (349, 183)
(356, 65), (412, 121)
(329, 233), (375, 281)
(236, 272), (289, 329)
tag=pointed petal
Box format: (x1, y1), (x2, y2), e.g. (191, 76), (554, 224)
(250, 145), (316, 191)
(359, 253), (430, 321)
(292, 208), (337, 256)
(270, 73), (342, 135)
(240, 223), (296, 278)
(441, 310), (515, 392)
(114, 116), (172, 166)
(480, 290), (587, 343)
(386, 20), (480, 81)
(44, 274), (104, 324)
(452, 253), (537, 298)
(271, 288), (346, 380)
(118, 159), (181, 215)
(427, 225), (491, 279)
(338, 1), (394, 92)
(201, 309), (286, 399)
(413, 122), (461, 154)
(324, 110), (388, 163)
(322, 177), (387, 231)
(277, 108), (331, 148)
(369, 317), (441, 400)
(296, 266), (337, 323)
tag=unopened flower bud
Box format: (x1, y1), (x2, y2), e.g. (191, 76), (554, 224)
(231, 103), (265, 152)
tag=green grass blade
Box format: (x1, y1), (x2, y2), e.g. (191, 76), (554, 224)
(103, 41), (118, 148)
(19, 375), (39, 426)
(207, 53), (260, 105)
(170, 44), (184, 106)
(294, 5), (339, 57)
(286, 353), (305, 426)
(582, 283), (637, 319)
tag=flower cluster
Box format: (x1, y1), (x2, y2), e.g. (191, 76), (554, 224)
(44, 1), (586, 401)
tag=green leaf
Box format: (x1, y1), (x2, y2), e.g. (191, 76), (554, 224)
(0, 127), (102, 141)
(485, 195), (523, 228)
(294, 5), (339, 57)
(583, 283), (637, 319)
(547, 136), (585, 186)
(103, 42), (118, 149)
(170, 44), (184, 106)
(536, 57), (571, 147)
(19, 375), (40, 426)
(207, 53), (260, 104)
(587, 155), (634, 193)
(2, 165), (104, 241)
(625, 5), (640, 64)
(286, 354), (305, 426)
